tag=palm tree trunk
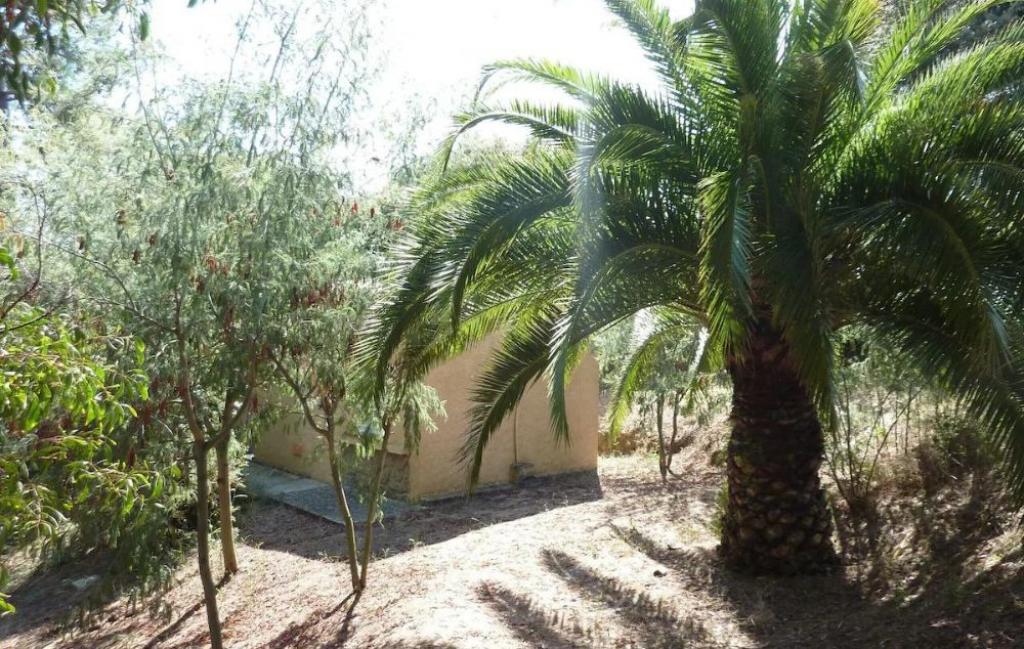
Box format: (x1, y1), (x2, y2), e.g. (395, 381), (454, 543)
(194, 440), (224, 649)
(720, 319), (838, 574)
(214, 435), (238, 575)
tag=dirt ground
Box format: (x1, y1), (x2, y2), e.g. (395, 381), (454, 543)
(2, 453), (1022, 649)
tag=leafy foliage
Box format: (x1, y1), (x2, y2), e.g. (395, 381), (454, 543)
(0, 303), (165, 615)
(0, 0), (167, 105)
(0, 0), (418, 632)
(267, 197), (403, 449)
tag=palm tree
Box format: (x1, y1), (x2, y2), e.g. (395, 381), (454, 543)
(369, 0), (1024, 575)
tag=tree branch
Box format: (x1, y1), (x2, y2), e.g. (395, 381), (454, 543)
(269, 349), (327, 436)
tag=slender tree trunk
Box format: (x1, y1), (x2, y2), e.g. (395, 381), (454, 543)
(214, 435), (238, 575)
(909, 391), (917, 452)
(176, 326), (224, 647)
(656, 392), (667, 482)
(358, 419), (393, 592)
(324, 423), (361, 592)
(721, 319), (838, 575)
(668, 390), (681, 476)
(194, 441), (224, 649)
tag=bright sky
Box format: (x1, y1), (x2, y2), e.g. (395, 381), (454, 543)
(147, 0), (695, 188)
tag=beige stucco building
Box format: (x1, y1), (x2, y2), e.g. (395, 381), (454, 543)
(253, 338), (600, 501)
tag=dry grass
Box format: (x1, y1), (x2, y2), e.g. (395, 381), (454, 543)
(2, 446), (1022, 648)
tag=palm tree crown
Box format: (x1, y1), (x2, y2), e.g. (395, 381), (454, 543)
(370, 0), (1024, 531)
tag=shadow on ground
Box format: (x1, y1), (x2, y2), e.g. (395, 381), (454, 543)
(240, 469), (604, 561)
(477, 548), (717, 648)
(474, 519), (1022, 649)
(465, 468), (1023, 649)
(8, 461), (1022, 648)
(597, 503), (1024, 648)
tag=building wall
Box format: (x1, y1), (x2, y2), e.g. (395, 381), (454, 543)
(406, 339), (600, 500)
(253, 410), (411, 495)
(253, 412), (335, 484)
(253, 336), (601, 501)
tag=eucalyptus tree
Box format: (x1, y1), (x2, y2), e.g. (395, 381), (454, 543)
(349, 341), (442, 595)
(370, 0), (1024, 575)
(264, 191), (445, 599)
(41, 102), (338, 648)
(264, 198), (392, 593)
(48, 89), (285, 646)
(27, 2), (378, 643)
(135, 0), (375, 586)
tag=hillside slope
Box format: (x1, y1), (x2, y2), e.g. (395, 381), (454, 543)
(2, 453), (1021, 648)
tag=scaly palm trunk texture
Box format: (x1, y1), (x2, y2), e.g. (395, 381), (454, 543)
(721, 319), (838, 574)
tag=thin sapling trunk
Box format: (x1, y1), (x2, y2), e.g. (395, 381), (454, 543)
(211, 379), (255, 577)
(325, 418), (362, 592)
(193, 440), (224, 649)
(656, 392), (667, 482)
(214, 434), (238, 575)
(358, 416), (393, 593)
(177, 329), (224, 649)
(270, 353), (361, 593)
(668, 389), (681, 477)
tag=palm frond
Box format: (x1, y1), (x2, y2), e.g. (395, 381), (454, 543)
(604, 0), (690, 95)
(698, 168), (753, 355)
